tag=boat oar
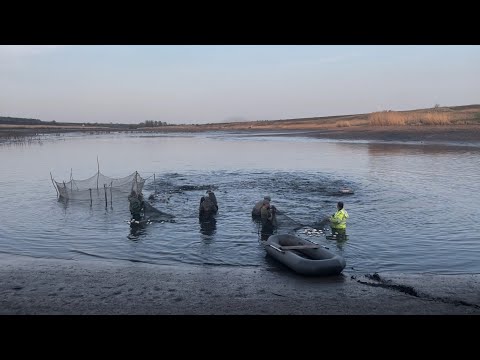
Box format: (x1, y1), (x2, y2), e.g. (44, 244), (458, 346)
(280, 244), (320, 250)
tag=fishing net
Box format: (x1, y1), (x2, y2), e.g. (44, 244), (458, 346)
(143, 201), (175, 222)
(274, 210), (305, 232)
(253, 207), (305, 236)
(53, 171), (145, 201)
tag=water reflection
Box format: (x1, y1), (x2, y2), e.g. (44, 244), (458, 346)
(128, 223), (148, 241)
(367, 143), (480, 156)
(251, 217), (264, 241)
(260, 222), (276, 241)
(326, 234), (349, 250)
(199, 216), (217, 236)
(0, 135), (44, 147)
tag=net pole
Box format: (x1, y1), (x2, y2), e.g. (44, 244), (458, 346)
(97, 156), (100, 190)
(62, 181), (68, 200)
(50, 172), (59, 198)
(104, 184), (107, 208)
(135, 171), (138, 194)
(89, 188), (92, 206)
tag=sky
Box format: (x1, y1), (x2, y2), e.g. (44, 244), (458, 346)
(0, 45), (479, 124)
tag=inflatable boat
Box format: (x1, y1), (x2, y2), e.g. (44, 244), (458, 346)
(263, 234), (346, 276)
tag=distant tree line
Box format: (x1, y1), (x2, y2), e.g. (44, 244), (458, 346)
(0, 117), (43, 125)
(0, 116), (173, 128)
(139, 120), (169, 127)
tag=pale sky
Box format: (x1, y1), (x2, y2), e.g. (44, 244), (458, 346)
(1, 45), (479, 124)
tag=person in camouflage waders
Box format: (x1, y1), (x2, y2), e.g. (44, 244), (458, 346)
(128, 191), (144, 222)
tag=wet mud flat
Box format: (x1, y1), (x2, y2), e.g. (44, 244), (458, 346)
(291, 125), (480, 144)
(2, 125), (480, 145)
(0, 255), (478, 315)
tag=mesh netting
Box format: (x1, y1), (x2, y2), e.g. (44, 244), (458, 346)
(274, 210), (305, 232)
(143, 201), (175, 222)
(253, 208), (305, 236)
(53, 171), (145, 200)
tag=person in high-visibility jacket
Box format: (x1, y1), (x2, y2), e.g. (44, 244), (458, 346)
(329, 201), (349, 237)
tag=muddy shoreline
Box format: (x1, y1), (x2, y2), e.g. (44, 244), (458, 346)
(0, 254), (478, 315)
(236, 125), (480, 144)
(293, 125), (480, 143)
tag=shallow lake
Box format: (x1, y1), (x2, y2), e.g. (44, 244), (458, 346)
(1, 131), (479, 274)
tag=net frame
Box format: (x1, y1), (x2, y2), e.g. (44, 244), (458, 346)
(52, 170), (145, 201)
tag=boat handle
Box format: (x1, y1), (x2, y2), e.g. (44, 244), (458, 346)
(268, 244), (285, 253)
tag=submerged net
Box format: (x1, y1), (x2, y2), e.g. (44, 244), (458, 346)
(143, 201), (175, 222)
(275, 210), (305, 232)
(253, 208), (305, 235)
(53, 171), (145, 200)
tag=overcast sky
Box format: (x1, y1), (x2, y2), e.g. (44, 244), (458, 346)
(1, 45), (479, 124)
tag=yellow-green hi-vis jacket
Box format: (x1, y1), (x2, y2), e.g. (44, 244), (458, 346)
(330, 209), (349, 230)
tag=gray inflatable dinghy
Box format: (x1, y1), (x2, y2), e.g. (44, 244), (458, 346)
(263, 234), (346, 276)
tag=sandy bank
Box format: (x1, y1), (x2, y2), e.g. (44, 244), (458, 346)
(0, 255), (478, 315)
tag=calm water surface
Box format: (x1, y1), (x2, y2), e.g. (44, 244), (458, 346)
(1, 131), (479, 274)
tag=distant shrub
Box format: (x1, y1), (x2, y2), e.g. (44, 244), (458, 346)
(368, 111), (456, 126)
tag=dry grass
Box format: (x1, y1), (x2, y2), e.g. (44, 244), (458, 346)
(368, 110), (474, 126)
(336, 120), (351, 127)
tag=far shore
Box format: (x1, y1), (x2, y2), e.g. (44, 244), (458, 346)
(2, 123), (480, 144)
(2, 104), (480, 144)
